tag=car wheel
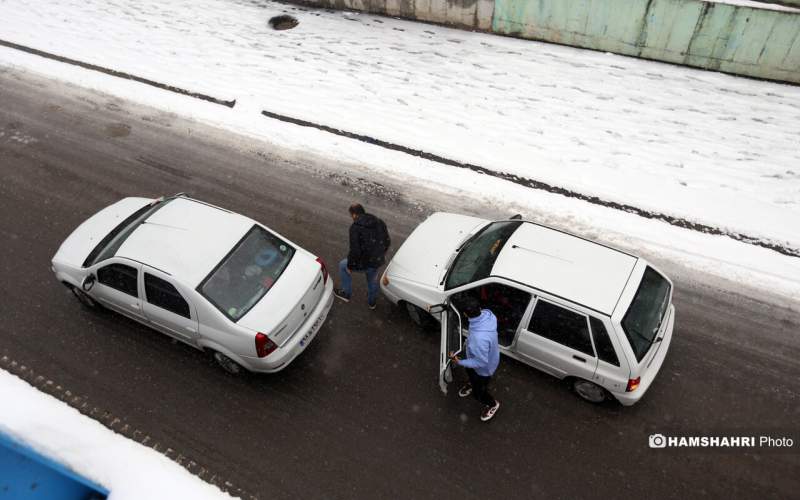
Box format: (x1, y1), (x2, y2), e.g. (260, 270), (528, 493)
(405, 302), (432, 329)
(71, 287), (99, 309)
(572, 379), (608, 404)
(212, 351), (243, 375)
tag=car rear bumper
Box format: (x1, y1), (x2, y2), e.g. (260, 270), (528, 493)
(239, 280), (334, 373)
(613, 304), (675, 406)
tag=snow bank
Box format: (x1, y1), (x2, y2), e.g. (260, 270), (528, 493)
(0, 369), (235, 500)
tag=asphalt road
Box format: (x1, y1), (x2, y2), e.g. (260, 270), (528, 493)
(1, 68), (798, 499)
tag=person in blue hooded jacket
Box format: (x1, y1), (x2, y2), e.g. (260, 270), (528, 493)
(450, 296), (501, 422)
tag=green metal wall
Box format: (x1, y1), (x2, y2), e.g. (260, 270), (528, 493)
(766, 0), (800, 7)
(492, 0), (800, 83)
(290, 0), (800, 83)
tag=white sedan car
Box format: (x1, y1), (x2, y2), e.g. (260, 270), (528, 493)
(381, 213), (675, 406)
(52, 194), (333, 374)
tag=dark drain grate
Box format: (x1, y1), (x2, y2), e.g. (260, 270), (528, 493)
(269, 15), (298, 30)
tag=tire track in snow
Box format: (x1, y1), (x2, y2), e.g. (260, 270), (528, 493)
(259, 109), (800, 259)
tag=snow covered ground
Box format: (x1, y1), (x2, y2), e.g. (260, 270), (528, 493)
(1, 0), (799, 260)
(0, 369), (233, 499)
(1, 0), (798, 251)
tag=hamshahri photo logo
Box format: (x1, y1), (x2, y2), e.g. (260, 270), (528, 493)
(649, 433), (795, 449)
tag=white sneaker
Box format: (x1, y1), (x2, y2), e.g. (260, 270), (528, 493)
(480, 400), (500, 422)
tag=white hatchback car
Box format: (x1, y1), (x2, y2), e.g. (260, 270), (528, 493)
(380, 213), (675, 405)
(52, 194), (333, 374)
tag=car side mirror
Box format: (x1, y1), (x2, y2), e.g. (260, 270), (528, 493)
(81, 274), (96, 292)
(428, 304), (446, 314)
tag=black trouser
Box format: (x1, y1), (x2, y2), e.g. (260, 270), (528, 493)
(466, 367), (496, 407)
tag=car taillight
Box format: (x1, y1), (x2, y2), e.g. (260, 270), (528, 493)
(255, 332), (278, 358)
(316, 257), (328, 284)
(626, 377), (641, 392)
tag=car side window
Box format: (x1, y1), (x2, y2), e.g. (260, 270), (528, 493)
(97, 263), (138, 297)
(590, 317), (619, 367)
(527, 299), (594, 356)
(144, 273), (190, 319)
(473, 283), (531, 347)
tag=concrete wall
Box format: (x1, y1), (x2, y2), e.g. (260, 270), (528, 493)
(492, 0), (800, 83)
(294, 0), (494, 29)
(291, 0), (800, 84)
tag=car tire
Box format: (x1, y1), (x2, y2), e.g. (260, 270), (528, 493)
(572, 379), (609, 404)
(71, 286), (99, 309)
(404, 302), (433, 329)
(212, 351), (244, 375)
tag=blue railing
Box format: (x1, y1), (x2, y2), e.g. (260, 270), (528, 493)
(0, 431), (109, 499)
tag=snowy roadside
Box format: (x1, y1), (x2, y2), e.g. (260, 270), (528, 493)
(0, 0), (798, 303)
(0, 0), (798, 249)
(2, 44), (799, 303)
(0, 368), (235, 500)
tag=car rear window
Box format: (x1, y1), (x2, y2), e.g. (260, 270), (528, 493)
(198, 225), (295, 321)
(622, 267), (672, 362)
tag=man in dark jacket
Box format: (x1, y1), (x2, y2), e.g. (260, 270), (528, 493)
(334, 203), (391, 309)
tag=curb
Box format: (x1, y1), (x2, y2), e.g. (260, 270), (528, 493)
(0, 39), (235, 108)
(259, 109), (800, 259)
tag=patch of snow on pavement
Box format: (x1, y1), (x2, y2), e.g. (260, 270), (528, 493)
(0, 369), (235, 500)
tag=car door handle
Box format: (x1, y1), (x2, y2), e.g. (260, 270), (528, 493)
(130, 303), (140, 309)
(184, 326), (197, 333)
(572, 355), (586, 363)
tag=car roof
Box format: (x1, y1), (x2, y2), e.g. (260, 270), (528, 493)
(115, 197), (253, 287)
(491, 222), (638, 315)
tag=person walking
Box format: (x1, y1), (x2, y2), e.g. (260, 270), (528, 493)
(334, 203), (391, 309)
(450, 296), (501, 422)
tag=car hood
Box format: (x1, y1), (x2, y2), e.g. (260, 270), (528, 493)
(387, 212), (487, 287)
(52, 197), (153, 267)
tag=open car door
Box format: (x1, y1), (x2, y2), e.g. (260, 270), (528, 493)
(439, 303), (464, 394)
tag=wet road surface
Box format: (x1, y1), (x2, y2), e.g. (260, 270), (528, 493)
(1, 69), (798, 499)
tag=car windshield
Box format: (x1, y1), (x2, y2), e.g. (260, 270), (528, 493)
(621, 267), (672, 362)
(199, 225), (295, 322)
(444, 221), (522, 290)
(83, 198), (172, 267)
